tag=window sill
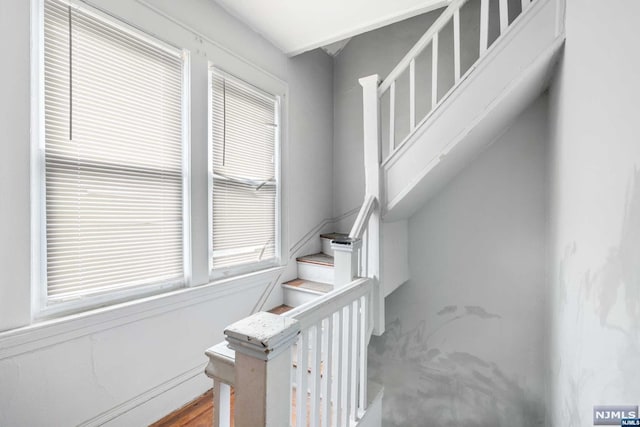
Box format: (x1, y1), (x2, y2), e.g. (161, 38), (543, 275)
(0, 266), (284, 361)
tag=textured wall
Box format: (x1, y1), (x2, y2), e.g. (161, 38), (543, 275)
(369, 95), (550, 426)
(549, 0), (640, 424)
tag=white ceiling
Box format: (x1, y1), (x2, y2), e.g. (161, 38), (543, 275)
(213, 0), (450, 56)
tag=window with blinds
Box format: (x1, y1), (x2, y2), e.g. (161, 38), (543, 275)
(42, 0), (187, 306)
(209, 69), (279, 272)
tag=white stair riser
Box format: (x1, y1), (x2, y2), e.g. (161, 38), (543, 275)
(297, 261), (334, 284)
(321, 237), (334, 257)
(283, 287), (321, 307)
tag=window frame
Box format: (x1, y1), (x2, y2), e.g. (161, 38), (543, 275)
(31, 0), (192, 319)
(207, 66), (283, 280)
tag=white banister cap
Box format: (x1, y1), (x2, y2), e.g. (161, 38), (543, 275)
(225, 312), (300, 361)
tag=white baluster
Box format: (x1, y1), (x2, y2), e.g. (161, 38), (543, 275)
(389, 81), (396, 153)
(453, 9), (461, 83)
(431, 33), (439, 109)
(213, 381), (232, 427)
(409, 58), (416, 131)
(499, 0), (509, 33)
(480, 0), (489, 54)
(321, 316), (332, 427)
(358, 296), (368, 416)
(310, 324), (322, 425)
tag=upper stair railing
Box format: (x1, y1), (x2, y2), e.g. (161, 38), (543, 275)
(373, 0), (535, 165)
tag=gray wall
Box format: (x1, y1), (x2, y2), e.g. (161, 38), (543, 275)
(549, 0), (640, 424)
(331, 0), (515, 220)
(332, 11), (443, 218)
(369, 94), (550, 426)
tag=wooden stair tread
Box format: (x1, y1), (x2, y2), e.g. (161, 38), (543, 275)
(296, 252), (334, 266)
(319, 232), (349, 240)
(267, 304), (295, 315)
(283, 278), (333, 293)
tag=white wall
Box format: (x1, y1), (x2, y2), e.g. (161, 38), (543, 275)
(549, 0), (640, 424)
(0, 0), (334, 425)
(369, 95), (550, 426)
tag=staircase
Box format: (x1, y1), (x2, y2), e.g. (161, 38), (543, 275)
(281, 233), (347, 307)
(204, 0), (566, 424)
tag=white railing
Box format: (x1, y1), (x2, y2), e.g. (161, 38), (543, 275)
(376, 0), (534, 163)
(284, 277), (373, 427)
(205, 275), (374, 427)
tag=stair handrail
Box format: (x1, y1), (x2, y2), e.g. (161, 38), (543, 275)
(349, 195), (377, 240)
(378, 0), (466, 96)
(376, 0), (533, 163)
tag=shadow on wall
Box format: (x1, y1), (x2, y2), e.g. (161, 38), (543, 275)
(556, 166), (640, 425)
(369, 306), (545, 427)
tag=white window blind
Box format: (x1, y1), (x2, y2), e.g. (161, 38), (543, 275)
(210, 70), (279, 271)
(43, 0), (186, 304)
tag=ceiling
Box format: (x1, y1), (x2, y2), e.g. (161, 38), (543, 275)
(212, 0), (450, 56)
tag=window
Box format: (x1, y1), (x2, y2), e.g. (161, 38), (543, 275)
(38, 0), (188, 313)
(209, 69), (280, 275)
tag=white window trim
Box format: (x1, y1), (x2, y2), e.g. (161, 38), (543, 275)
(31, 0), (192, 319)
(207, 66), (283, 281)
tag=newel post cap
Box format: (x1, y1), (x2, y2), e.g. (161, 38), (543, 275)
(225, 312), (300, 361)
(331, 237), (362, 253)
(359, 74), (380, 88)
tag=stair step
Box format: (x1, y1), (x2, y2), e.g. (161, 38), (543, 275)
(320, 233), (349, 257)
(296, 253), (334, 266)
(283, 278), (333, 294)
(296, 253), (334, 284)
(283, 279), (333, 307)
(267, 304), (294, 315)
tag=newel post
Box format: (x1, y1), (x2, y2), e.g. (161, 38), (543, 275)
(332, 238), (362, 287)
(358, 74), (385, 335)
(225, 312), (300, 427)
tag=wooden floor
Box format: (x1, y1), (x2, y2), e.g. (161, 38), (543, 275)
(149, 389), (234, 427)
(149, 385), (306, 427)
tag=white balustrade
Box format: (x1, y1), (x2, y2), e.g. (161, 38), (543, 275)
(376, 0), (533, 165)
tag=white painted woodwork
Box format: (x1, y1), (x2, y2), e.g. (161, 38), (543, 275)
(389, 81), (396, 153)
(349, 197), (377, 241)
(431, 32), (439, 108)
(480, 0), (490, 54)
(205, 341), (236, 386)
(213, 381), (232, 427)
(453, 9), (461, 83)
(288, 279), (373, 427)
(500, 0), (510, 33)
(382, 0), (564, 220)
(332, 239), (362, 287)
(378, 0), (467, 96)
(321, 236), (335, 257)
(358, 75), (385, 336)
(224, 312), (300, 427)
(297, 260), (335, 284)
(205, 342), (236, 427)
(283, 282), (330, 307)
(409, 59), (416, 131)
(522, 0), (530, 12)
